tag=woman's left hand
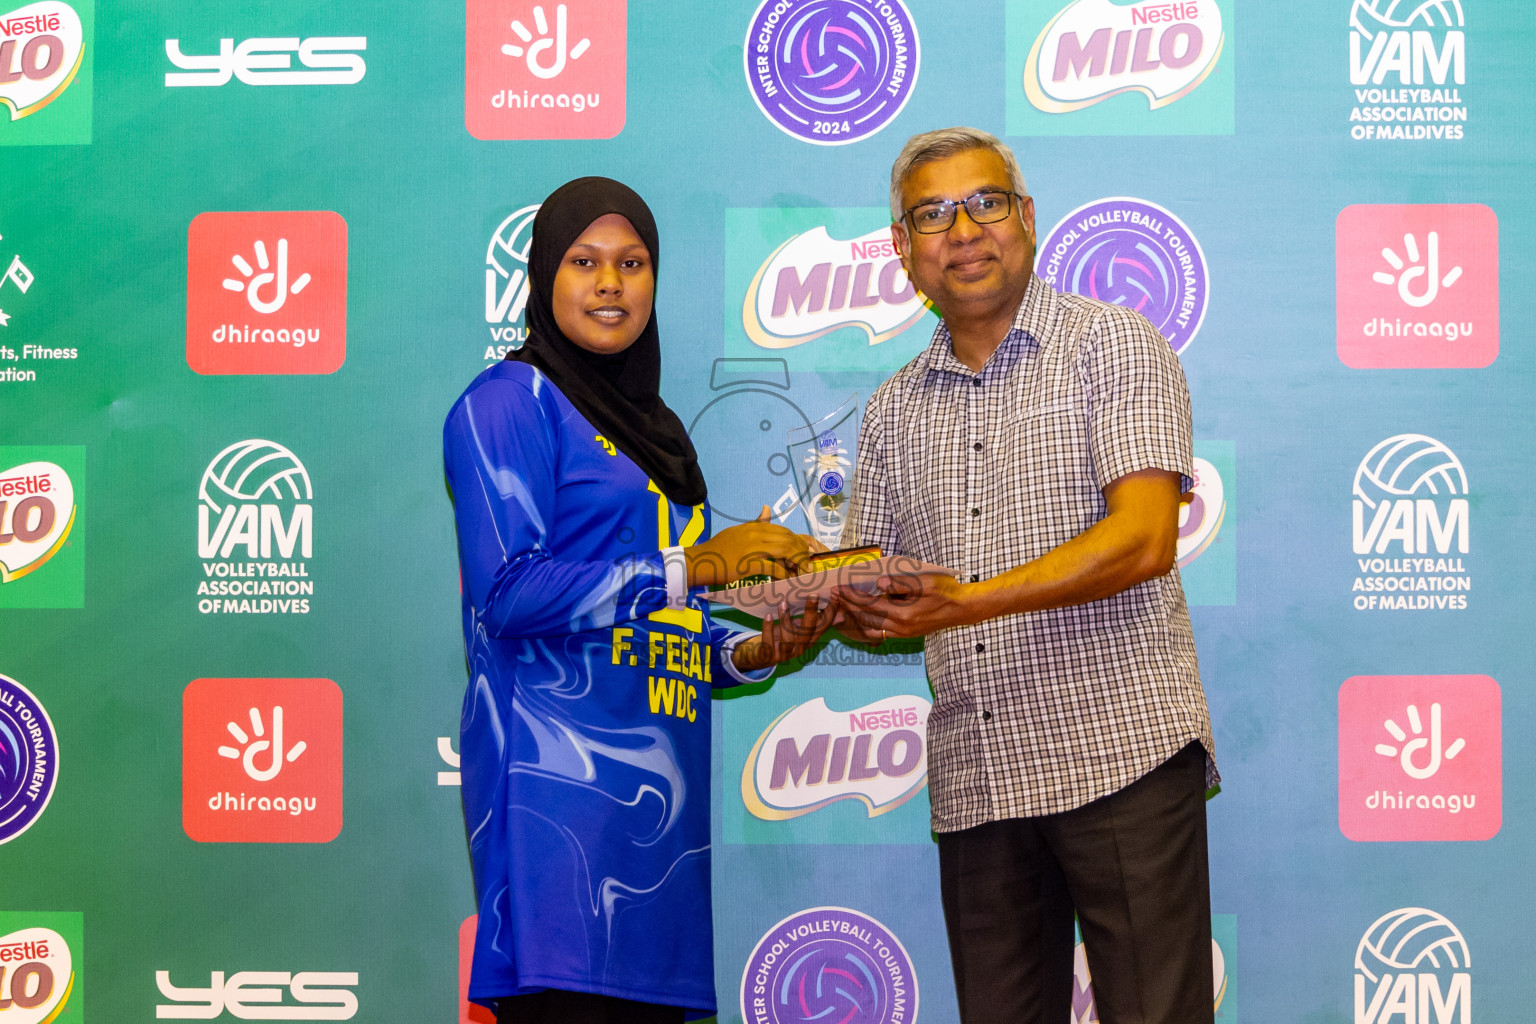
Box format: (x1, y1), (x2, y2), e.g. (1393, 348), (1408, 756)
(732, 598), (838, 674)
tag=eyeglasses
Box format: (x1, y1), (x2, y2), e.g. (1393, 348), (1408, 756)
(903, 190), (1021, 234)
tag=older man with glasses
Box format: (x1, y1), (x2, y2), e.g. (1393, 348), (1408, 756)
(836, 126), (1219, 1024)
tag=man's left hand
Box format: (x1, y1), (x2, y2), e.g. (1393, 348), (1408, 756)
(834, 573), (980, 643)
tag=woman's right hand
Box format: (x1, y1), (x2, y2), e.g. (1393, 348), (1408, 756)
(684, 507), (824, 588)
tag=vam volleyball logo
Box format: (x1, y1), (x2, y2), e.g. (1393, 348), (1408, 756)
(1354, 907), (1469, 1024)
(741, 907), (916, 1024)
(1339, 675), (1500, 842)
(182, 677), (343, 844)
(0, 914), (82, 1024)
(743, 0), (919, 146)
(0, 1), (93, 147)
(466, 0), (625, 140)
(1007, 0), (1231, 136)
(1348, 0), (1466, 140)
(742, 696), (929, 820)
(1036, 197), (1208, 354)
(483, 204), (538, 361)
(1336, 204), (1497, 369)
(196, 439), (316, 615)
(1351, 434), (1470, 611)
(186, 211), (348, 375)
(0, 674), (58, 846)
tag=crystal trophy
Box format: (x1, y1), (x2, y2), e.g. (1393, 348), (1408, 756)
(785, 395), (859, 549)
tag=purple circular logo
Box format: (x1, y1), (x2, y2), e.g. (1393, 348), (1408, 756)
(0, 674), (59, 845)
(741, 906), (918, 1024)
(744, 0), (920, 146)
(1036, 197), (1210, 354)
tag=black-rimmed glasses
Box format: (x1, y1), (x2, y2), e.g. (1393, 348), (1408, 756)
(904, 190), (1021, 234)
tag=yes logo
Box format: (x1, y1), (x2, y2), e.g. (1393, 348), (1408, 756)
(186, 211), (348, 375)
(0, 0), (93, 147)
(155, 970), (357, 1020)
(466, 0), (625, 140)
(164, 36), (366, 87)
(0, 447), (83, 609)
(182, 677), (343, 843)
(1337, 204), (1497, 368)
(1339, 674), (1500, 842)
(0, 914), (82, 1024)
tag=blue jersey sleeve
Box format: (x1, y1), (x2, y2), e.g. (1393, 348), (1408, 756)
(445, 375), (671, 637)
(708, 619), (772, 688)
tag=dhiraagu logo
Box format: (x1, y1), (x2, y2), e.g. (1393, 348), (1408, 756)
(725, 207), (936, 373)
(1006, 0), (1231, 136)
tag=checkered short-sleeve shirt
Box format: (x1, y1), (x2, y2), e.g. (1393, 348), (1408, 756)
(846, 274), (1217, 830)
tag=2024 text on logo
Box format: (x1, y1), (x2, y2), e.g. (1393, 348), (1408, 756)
(466, 1), (624, 140)
(186, 211), (348, 375)
(182, 678), (342, 843)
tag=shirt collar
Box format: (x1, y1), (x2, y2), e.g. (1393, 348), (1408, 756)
(919, 273), (1056, 379)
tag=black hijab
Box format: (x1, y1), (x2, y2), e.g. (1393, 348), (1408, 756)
(508, 177), (706, 507)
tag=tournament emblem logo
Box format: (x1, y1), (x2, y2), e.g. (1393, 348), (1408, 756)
(0, 914), (81, 1023)
(186, 211), (348, 375)
(0, 0), (92, 146)
(741, 907), (917, 1024)
(0, 674), (57, 845)
(466, 0), (626, 140)
(1351, 433), (1470, 611)
(742, 696), (929, 820)
(182, 677), (343, 843)
(1336, 203), (1497, 369)
(1355, 907), (1469, 1024)
(484, 204), (538, 360)
(1036, 197), (1209, 353)
(1348, 0), (1466, 140)
(743, 0), (920, 146)
(1339, 674), (1500, 842)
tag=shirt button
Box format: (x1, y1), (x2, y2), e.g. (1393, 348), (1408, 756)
(981, 710), (992, 721)
(975, 642), (985, 653)
(970, 507), (980, 517)
(971, 378), (981, 387)
(972, 442), (983, 452)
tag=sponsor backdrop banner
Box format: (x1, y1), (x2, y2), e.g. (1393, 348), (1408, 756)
(1, 0), (1530, 1021)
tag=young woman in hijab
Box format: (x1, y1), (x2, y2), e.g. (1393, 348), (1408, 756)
(444, 177), (833, 1024)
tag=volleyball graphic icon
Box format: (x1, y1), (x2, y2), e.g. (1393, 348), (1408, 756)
(1355, 907), (1469, 983)
(1351, 0), (1464, 35)
(1352, 434), (1465, 510)
(199, 440), (313, 514)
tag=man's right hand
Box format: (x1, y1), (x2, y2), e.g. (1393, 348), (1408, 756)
(685, 506), (824, 588)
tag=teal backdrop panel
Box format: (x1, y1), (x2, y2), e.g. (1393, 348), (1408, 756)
(1, 1), (1532, 1022)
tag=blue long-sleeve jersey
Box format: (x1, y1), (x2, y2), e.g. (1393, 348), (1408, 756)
(444, 360), (759, 1015)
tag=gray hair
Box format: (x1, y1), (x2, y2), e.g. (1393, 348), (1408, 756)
(888, 126), (1028, 223)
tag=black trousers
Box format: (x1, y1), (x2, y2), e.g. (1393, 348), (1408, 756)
(494, 989), (685, 1024)
(937, 741), (1213, 1024)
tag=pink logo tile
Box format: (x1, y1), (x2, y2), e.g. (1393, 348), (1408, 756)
(1336, 204), (1498, 369)
(465, 0), (626, 140)
(1339, 674), (1500, 842)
